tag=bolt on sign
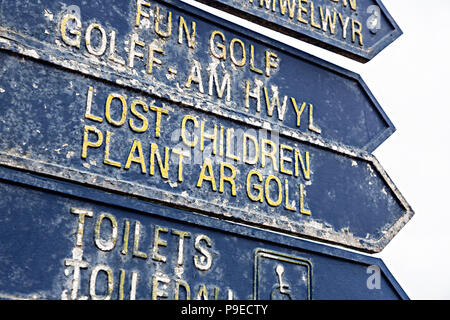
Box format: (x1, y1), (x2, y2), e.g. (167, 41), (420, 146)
(193, 0), (402, 63)
(0, 167), (408, 300)
(0, 0), (412, 254)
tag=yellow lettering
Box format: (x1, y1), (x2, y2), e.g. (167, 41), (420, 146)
(172, 229), (191, 266)
(320, 7), (337, 34)
(196, 158), (217, 191)
(104, 131), (122, 168)
(85, 86), (103, 123)
(280, 0), (297, 19)
(249, 45), (263, 74)
(82, 125), (103, 159)
(135, 0), (151, 27)
(259, 0), (276, 11)
(172, 148), (187, 182)
(149, 105), (168, 138)
(338, 13), (350, 40)
(291, 98), (307, 128)
(133, 221), (148, 259)
(285, 180), (296, 211)
(310, 2), (322, 29)
(105, 93), (127, 127)
(210, 30), (226, 60)
(152, 274), (170, 300)
(265, 50), (278, 77)
(155, 6), (172, 37)
(344, 0), (357, 11)
(261, 139), (278, 171)
(175, 280), (191, 300)
(150, 143), (169, 179)
(263, 86), (288, 121)
(128, 33), (145, 68)
(308, 103), (322, 134)
(294, 149), (310, 180)
(247, 170), (263, 203)
(226, 128), (241, 162)
(178, 16), (196, 48)
(185, 60), (204, 93)
(230, 38), (246, 67)
(219, 162), (237, 196)
(129, 100), (149, 133)
(280, 144), (293, 175)
(147, 43), (163, 74)
(121, 219), (130, 255)
(152, 226), (168, 262)
(89, 265), (114, 300)
(194, 235), (213, 271)
(60, 14), (81, 48)
(245, 80), (262, 112)
(297, 0), (308, 24)
(94, 213), (118, 251)
(118, 269), (126, 300)
(300, 183), (311, 215)
(181, 115), (199, 147)
(108, 30), (126, 65)
(85, 23), (107, 56)
(265, 175), (282, 207)
(125, 139), (147, 174)
(208, 68), (231, 102)
(243, 133), (259, 165)
(352, 19), (363, 46)
(201, 122), (217, 155)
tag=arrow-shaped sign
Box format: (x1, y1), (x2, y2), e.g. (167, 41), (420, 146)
(193, 0), (402, 63)
(0, 0), (394, 152)
(0, 165), (409, 299)
(0, 47), (412, 252)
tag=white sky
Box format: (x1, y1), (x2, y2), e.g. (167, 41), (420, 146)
(182, 0), (450, 299)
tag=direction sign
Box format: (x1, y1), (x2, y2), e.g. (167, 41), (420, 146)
(0, 47), (412, 253)
(193, 0), (402, 63)
(0, 0), (413, 253)
(0, 166), (408, 300)
(0, 0), (395, 152)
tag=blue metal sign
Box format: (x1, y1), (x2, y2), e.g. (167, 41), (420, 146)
(193, 0), (402, 63)
(0, 0), (395, 152)
(0, 166), (408, 300)
(0, 0), (413, 253)
(0, 48), (412, 252)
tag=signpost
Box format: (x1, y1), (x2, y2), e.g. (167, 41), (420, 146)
(0, 48), (411, 253)
(0, 0), (395, 152)
(193, 0), (402, 63)
(0, 166), (408, 300)
(0, 0), (412, 300)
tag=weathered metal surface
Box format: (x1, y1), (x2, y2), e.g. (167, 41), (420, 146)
(0, 47), (412, 252)
(0, 166), (408, 300)
(0, 0), (413, 253)
(0, 0), (395, 152)
(193, 0), (402, 63)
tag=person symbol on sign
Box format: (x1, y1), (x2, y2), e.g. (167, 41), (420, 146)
(271, 264), (292, 300)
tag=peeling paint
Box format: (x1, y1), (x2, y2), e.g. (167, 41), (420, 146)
(0, 0), (413, 254)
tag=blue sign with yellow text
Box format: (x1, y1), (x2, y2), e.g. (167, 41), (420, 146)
(0, 48), (411, 253)
(0, 0), (412, 254)
(0, 0), (395, 152)
(194, 0), (402, 62)
(0, 166), (408, 300)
